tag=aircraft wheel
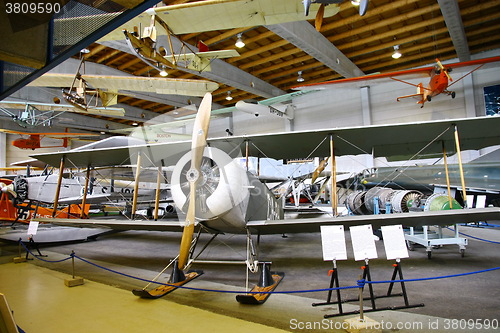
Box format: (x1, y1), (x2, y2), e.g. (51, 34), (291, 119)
(427, 250), (432, 259)
(451, 91), (456, 99)
(427, 95), (432, 102)
(460, 249), (465, 257)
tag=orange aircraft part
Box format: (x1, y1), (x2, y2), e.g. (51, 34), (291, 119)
(0, 178), (89, 222)
(11, 134), (68, 150)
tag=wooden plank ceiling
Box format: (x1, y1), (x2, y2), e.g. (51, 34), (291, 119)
(79, 0), (500, 126)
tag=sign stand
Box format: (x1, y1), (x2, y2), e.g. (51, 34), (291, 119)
(312, 259), (344, 315)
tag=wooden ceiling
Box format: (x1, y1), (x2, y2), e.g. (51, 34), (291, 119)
(79, 0), (500, 126)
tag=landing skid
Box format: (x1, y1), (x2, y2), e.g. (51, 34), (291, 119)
(132, 269), (203, 299)
(236, 263), (284, 305)
(133, 258), (203, 299)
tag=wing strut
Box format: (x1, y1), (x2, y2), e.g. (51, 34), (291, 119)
(131, 152), (142, 219)
(441, 142), (453, 208)
(52, 157), (65, 218)
(454, 126), (467, 207)
(153, 165), (162, 221)
(80, 167), (91, 218)
(330, 135), (338, 216)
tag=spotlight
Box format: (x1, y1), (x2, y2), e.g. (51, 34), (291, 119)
(297, 71), (305, 83)
(235, 33), (245, 48)
(159, 66), (168, 77)
(226, 91), (233, 101)
(392, 45), (402, 59)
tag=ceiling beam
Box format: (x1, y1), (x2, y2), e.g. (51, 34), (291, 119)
(438, 0), (470, 61)
(266, 21), (364, 78)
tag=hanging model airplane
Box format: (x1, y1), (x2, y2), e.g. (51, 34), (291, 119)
(293, 56), (500, 107)
(304, 0), (369, 31)
(26, 93), (500, 303)
(0, 129), (99, 150)
(123, 16), (240, 74)
(93, 0), (342, 43)
(29, 58), (219, 110)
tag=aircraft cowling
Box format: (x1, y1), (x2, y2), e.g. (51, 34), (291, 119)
(170, 147), (251, 232)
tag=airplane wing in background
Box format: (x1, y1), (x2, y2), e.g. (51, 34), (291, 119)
(31, 116), (500, 168)
(293, 56), (500, 90)
(29, 73), (219, 97)
(89, 0), (340, 43)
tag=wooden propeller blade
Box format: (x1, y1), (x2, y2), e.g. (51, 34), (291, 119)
(436, 59), (452, 81)
(177, 93), (212, 270)
(311, 157), (329, 184)
(315, 4), (325, 31)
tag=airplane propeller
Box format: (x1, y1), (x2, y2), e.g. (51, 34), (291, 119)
(315, 4), (325, 31)
(0, 182), (17, 198)
(177, 93), (212, 270)
(436, 59), (453, 82)
(311, 157), (329, 184)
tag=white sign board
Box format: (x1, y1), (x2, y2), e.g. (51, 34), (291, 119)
(320, 225), (347, 261)
(381, 225), (409, 260)
(350, 224), (378, 261)
(27, 221), (39, 236)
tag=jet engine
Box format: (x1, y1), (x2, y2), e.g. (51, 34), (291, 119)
(345, 186), (424, 215)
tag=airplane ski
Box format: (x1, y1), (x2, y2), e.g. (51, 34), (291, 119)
(132, 267), (204, 299)
(236, 263), (284, 305)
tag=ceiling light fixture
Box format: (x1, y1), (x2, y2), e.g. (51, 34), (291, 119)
(226, 91), (233, 101)
(351, 0), (360, 6)
(235, 33), (245, 48)
(297, 71), (305, 83)
(392, 45), (402, 59)
(159, 65), (168, 77)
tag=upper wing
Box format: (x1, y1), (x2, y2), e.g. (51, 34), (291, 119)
(29, 73), (219, 97)
(294, 56), (500, 90)
(293, 67), (434, 90)
(30, 115), (500, 167)
(247, 207), (500, 234)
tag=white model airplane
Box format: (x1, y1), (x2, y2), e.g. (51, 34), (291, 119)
(92, 0), (342, 44)
(28, 93), (500, 303)
(29, 73), (219, 101)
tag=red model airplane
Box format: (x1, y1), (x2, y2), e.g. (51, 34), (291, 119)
(293, 56), (500, 108)
(0, 129), (98, 150)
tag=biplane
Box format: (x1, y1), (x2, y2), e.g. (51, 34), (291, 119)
(24, 92), (500, 303)
(293, 56), (500, 107)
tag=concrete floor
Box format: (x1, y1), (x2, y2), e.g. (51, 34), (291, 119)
(1, 223), (500, 332)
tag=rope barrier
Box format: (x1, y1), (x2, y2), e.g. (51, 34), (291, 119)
(18, 240), (72, 263)
(446, 227), (500, 244)
(19, 239), (500, 295)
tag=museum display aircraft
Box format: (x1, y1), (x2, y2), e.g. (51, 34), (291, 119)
(294, 56), (500, 107)
(93, 0), (342, 44)
(24, 93), (500, 303)
(304, 0), (369, 31)
(0, 129), (99, 150)
(0, 100), (125, 128)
